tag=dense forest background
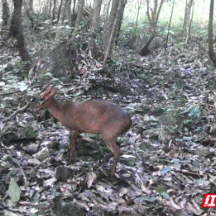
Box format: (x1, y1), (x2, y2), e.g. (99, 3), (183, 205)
(1, 0), (216, 215)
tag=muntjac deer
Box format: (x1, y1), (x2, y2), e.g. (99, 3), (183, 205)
(38, 86), (132, 176)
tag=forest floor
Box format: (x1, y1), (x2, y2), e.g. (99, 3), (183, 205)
(1, 31), (216, 216)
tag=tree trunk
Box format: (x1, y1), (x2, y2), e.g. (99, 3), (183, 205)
(165, 0), (175, 49)
(186, 0), (194, 43)
(103, 0), (120, 48)
(56, 0), (69, 40)
(140, 0), (164, 55)
(208, 0), (216, 65)
(115, 0), (127, 44)
(183, 0), (193, 36)
(2, 0), (10, 27)
(67, 0), (72, 25)
(57, 0), (63, 23)
(60, 0), (68, 24)
(72, 0), (84, 38)
(24, 0), (35, 29)
(201, 0), (206, 27)
(103, 18), (117, 67)
(52, 0), (57, 21)
(146, 0), (164, 34)
(103, 0), (111, 28)
(88, 0), (103, 54)
(48, 0), (52, 19)
(10, 0), (30, 62)
(135, 0), (141, 33)
(138, 35), (154, 56)
(71, 0), (77, 27)
(29, 0), (33, 12)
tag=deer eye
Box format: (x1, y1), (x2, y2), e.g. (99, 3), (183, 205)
(40, 97), (45, 102)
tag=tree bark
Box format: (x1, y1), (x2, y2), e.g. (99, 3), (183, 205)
(56, 0), (70, 40)
(103, 0), (111, 28)
(165, 0), (175, 49)
(103, 18), (117, 67)
(139, 35), (154, 56)
(52, 0), (57, 21)
(103, 0), (120, 48)
(146, 0), (164, 34)
(186, 0), (194, 43)
(57, 0), (63, 23)
(67, 0), (72, 25)
(208, 0), (216, 66)
(88, 0), (103, 54)
(10, 0), (30, 62)
(2, 0), (10, 27)
(29, 0), (33, 12)
(135, 0), (141, 33)
(60, 0), (68, 24)
(24, 0), (35, 29)
(115, 0), (127, 44)
(71, 0), (77, 27)
(140, 0), (164, 55)
(72, 0), (84, 38)
(183, 0), (193, 36)
(201, 0), (206, 27)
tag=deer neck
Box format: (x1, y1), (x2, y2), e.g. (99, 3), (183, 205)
(47, 98), (65, 123)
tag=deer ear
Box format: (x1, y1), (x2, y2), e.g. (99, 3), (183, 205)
(45, 90), (56, 101)
(40, 87), (53, 98)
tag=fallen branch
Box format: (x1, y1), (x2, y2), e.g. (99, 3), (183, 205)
(173, 168), (204, 177)
(0, 142), (28, 186)
(3, 98), (33, 123)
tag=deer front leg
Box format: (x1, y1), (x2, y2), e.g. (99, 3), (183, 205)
(68, 130), (79, 162)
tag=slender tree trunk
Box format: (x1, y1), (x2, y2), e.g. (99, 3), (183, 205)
(67, 0), (72, 25)
(183, 0), (193, 36)
(135, 0), (141, 33)
(115, 0), (127, 44)
(103, 0), (120, 48)
(60, 0), (68, 24)
(10, 0), (30, 62)
(48, 0), (52, 19)
(186, 0), (194, 43)
(2, 0), (10, 27)
(103, 18), (117, 67)
(201, 0), (206, 27)
(140, 0), (164, 55)
(24, 0), (35, 29)
(208, 0), (216, 65)
(72, 0), (84, 38)
(165, 0), (175, 49)
(57, 0), (63, 22)
(29, 0), (33, 11)
(139, 35), (154, 56)
(88, 0), (103, 54)
(71, 0), (77, 27)
(104, 0), (111, 27)
(183, 0), (188, 30)
(56, 0), (69, 40)
(103, 0), (127, 65)
(52, 0), (57, 21)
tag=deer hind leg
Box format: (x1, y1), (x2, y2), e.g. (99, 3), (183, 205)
(102, 131), (121, 176)
(68, 130), (79, 162)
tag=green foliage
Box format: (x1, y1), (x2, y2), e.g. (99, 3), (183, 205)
(122, 0), (208, 42)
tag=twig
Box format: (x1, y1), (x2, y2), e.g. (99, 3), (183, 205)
(29, 156), (53, 174)
(173, 168), (204, 177)
(11, 156), (29, 186)
(3, 98), (33, 123)
(0, 91), (21, 97)
(0, 142), (28, 186)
